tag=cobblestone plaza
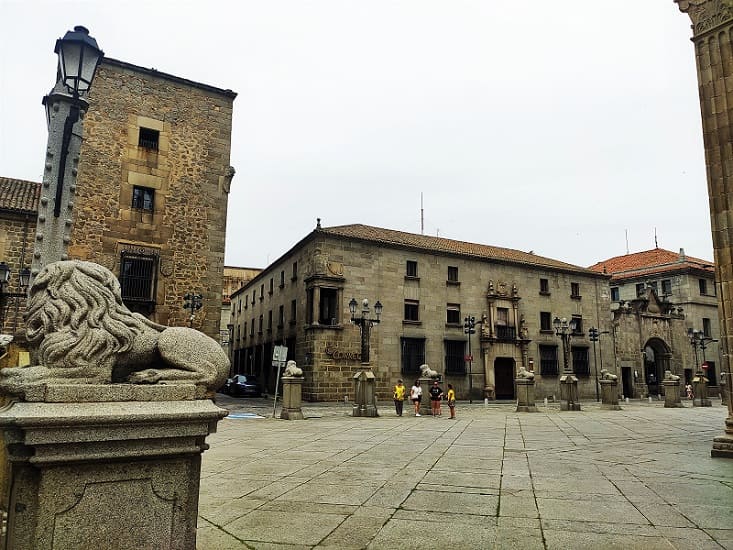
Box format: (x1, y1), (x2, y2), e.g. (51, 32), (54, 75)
(197, 397), (732, 549)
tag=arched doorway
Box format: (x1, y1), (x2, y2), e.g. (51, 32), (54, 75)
(494, 357), (515, 400)
(643, 337), (671, 396)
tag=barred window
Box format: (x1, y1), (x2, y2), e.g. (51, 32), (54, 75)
(572, 346), (590, 376)
(119, 252), (157, 308)
(401, 337), (425, 375)
(444, 340), (465, 375)
(138, 127), (159, 150)
(539, 345), (558, 376)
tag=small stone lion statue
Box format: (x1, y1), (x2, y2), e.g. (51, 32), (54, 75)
(517, 366), (534, 379)
(0, 260), (229, 394)
(600, 368), (618, 381)
(420, 364), (439, 379)
(283, 360), (303, 377)
(664, 370), (680, 381)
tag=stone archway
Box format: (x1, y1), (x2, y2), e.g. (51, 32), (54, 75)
(643, 337), (672, 397)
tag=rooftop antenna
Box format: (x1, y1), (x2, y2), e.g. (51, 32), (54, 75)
(625, 229), (629, 255)
(420, 192), (424, 235)
(654, 227), (658, 248)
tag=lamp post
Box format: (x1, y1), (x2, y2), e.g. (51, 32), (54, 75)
(183, 293), (203, 328)
(349, 298), (382, 364)
(554, 316), (581, 411)
(349, 298), (382, 418)
(32, 27), (103, 282)
(0, 262), (31, 330)
(464, 315), (476, 404)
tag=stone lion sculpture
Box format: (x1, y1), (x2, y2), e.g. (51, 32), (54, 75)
(600, 368), (618, 381)
(283, 360), (303, 377)
(420, 364), (439, 379)
(0, 260), (229, 393)
(664, 370), (680, 381)
(517, 366), (535, 379)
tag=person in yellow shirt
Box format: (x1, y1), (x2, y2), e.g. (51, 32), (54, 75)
(447, 384), (456, 419)
(393, 379), (407, 416)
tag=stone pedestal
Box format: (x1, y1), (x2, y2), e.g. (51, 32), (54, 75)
(280, 376), (304, 420)
(662, 380), (684, 408)
(515, 378), (537, 412)
(0, 384), (226, 550)
(600, 379), (622, 410)
(693, 373), (712, 407)
(712, 416), (733, 458)
(352, 366), (378, 417)
(559, 375), (581, 411)
(418, 377), (438, 415)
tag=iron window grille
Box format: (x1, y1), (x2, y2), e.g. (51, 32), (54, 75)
(401, 337), (425, 374)
(539, 345), (559, 375)
(445, 340), (465, 374)
(572, 346), (590, 376)
(138, 127), (159, 150)
(119, 252), (157, 312)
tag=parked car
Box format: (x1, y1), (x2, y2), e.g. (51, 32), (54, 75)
(223, 374), (262, 397)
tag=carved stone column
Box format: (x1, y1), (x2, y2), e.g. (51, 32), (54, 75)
(676, 0), (733, 457)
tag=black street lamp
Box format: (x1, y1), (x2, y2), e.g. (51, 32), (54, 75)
(349, 298), (382, 364)
(0, 262), (31, 330)
(553, 316), (577, 375)
(183, 293), (203, 328)
(588, 326), (610, 402)
(688, 328), (718, 375)
(464, 315), (476, 403)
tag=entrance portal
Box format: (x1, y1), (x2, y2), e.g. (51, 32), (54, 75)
(494, 357), (515, 400)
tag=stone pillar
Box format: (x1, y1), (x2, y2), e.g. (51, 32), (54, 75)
(663, 379), (684, 408)
(280, 376), (304, 420)
(676, 0), (733, 457)
(515, 378), (537, 412)
(352, 367), (378, 417)
(0, 385), (226, 550)
(600, 379), (622, 410)
(693, 372), (713, 407)
(559, 374), (581, 411)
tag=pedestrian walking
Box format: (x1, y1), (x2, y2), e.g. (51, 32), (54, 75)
(393, 379), (406, 416)
(447, 384), (456, 419)
(429, 380), (443, 416)
(410, 380), (422, 416)
(686, 383), (694, 400)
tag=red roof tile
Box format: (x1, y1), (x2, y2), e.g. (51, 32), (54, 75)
(0, 177), (40, 214)
(320, 224), (602, 275)
(588, 248), (714, 281)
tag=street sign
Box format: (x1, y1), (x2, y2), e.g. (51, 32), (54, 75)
(464, 354), (473, 361)
(272, 345), (288, 363)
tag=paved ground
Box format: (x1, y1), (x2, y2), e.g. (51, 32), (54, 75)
(197, 396), (733, 549)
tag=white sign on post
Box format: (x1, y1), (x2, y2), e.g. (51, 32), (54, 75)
(272, 345), (288, 418)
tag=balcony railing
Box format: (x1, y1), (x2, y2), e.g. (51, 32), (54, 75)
(494, 325), (516, 340)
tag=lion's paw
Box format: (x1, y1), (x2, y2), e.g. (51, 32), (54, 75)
(127, 369), (164, 384)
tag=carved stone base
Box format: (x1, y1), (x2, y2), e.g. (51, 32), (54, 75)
(711, 417), (733, 459)
(662, 380), (684, 408)
(280, 376), (305, 420)
(0, 385), (226, 549)
(559, 375), (581, 411)
(693, 374), (712, 407)
(600, 379), (622, 410)
(352, 367), (378, 417)
(515, 378), (537, 412)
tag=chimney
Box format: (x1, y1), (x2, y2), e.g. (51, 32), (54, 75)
(679, 248), (686, 261)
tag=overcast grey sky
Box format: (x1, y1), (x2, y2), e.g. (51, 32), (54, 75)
(0, 1), (712, 269)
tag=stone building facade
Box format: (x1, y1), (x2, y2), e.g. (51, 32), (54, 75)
(0, 178), (38, 335)
(590, 247), (721, 397)
(220, 266), (262, 356)
(229, 222), (612, 402)
(68, 58), (237, 339)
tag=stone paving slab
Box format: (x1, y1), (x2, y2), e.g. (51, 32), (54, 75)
(197, 396), (732, 549)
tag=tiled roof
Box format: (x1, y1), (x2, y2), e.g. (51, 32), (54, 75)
(588, 248), (714, 282)
(319, 224), (602, 275)
(0, 177), (40, 214)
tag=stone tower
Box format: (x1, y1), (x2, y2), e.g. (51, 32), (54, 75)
(676, 0), (733, 457)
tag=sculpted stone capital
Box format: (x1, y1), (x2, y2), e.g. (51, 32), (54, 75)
(676, 0), (733, 36)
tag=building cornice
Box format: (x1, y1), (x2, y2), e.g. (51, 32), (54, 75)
(676, 0), (733, 37)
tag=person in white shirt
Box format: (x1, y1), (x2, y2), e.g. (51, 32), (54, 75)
(410, 380), (422, 416)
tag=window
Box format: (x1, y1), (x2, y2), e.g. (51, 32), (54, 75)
(251, 291), (256, 305)
(240, 324), (244, 342)
(290, 299), (297, 325)
(571, 315), (583, 335)
(250, 320), (254, 336)
(539, 345), (558, 376)
(292, 261), (298, 280)
(495, 307), (514, 339)
(661, 279), (672, 296)
(447, 266), (459, 283)
(269, 278), (274, 294)
(278, 305), (285, 328)
(703, 317), (712, 337)
(570, 282), (580, 299)
(404, 300), (420, 322)
(119, 252), (157, 309)
(572, 346), (590, 376)
(540, 311), (552, 332)
(401, 337), (425, 374)
(496, 308), (509, 325)
(260, 284), (264, 300)
(267, 310), (272, 331)
(445, 340), (465, 374)
(280, 270), (285, 288)
(258, 315), (263, 334)
(610, 287), (619, 301)
(636, 283), (646, 297)
(138, 127), (159, 150)
(131, 186), (154, 212)
(706, 360), (718, 386)
(540, 278), (550, 295)
(446, 304), (461, 325)
(648, 281), (658, 295)
(406, 260), (418, 278)
(319, 288), (339, 325)
(699, 278), (710, 295)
